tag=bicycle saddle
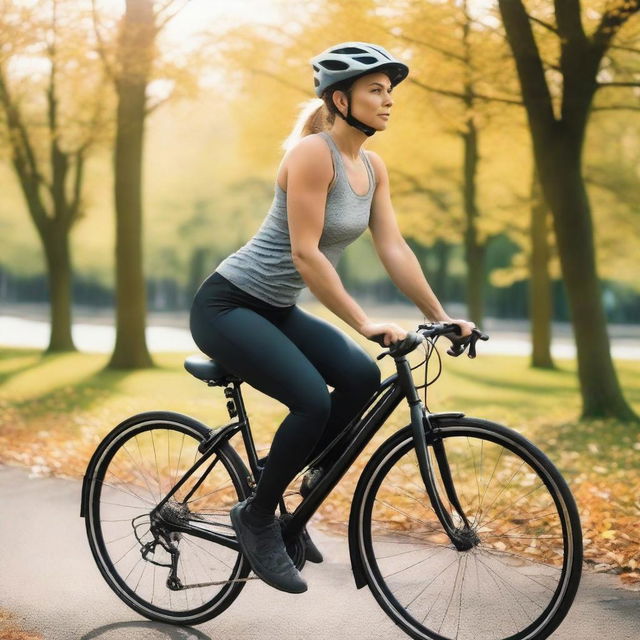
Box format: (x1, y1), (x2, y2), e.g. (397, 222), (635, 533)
(184, 355), (241, 385)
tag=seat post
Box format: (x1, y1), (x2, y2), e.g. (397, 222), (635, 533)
(226, 381), (262, 484)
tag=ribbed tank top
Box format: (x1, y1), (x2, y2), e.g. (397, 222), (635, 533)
(215, 131), (377, 307)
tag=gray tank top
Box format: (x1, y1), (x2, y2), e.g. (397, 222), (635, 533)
(215, 130), (377, 307)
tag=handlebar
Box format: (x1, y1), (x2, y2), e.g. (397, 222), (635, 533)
(369, 322), (489, 360)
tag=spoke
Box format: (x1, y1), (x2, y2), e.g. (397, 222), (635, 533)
(151, 562), (156, 605)
(477, 552), (521, 634)
(105, 530), (137, 545)
(173, 433), (186, 491)
(108, 449), (159, 505)
(124, 555), (144, 583)
(477, 457), (528, 528)
(374, 498), (442, 533)
(478, 544), (564, 572)
(186, 478), (235, 505)
(401, 555), (460, 609)
(376, 546), (430, 560)
(100, 480), (156, 508)
(476, 446), (504, 523)
(179, 555), (190, 610)
(133, 555), (148, 594)
(384, 478), (437, 517)
(421, 583), (445, 625)
(183, 535), (235, 570)
(371, 521), (454, 550)
(113, 540), (140, 566)
(134, 436), (160, 503)
(382, 546), (445, 580)
(484, 510), (560, 539)
(467, 436), (482, 526)
(478, 483), (546, 531)
(101, 517), (144, 523)
(475, 555), (541, 620)
(100, 501), (150, 511)
(150, 430), (162, 497)
(438, 552), (465, 635)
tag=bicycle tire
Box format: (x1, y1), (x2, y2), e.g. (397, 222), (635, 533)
(351, 416), (582, 640)
(83, 411), (252, 625)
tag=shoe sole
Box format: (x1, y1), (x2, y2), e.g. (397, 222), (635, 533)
(230, 502), (308, 594)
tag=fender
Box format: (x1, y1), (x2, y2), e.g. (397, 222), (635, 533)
(80, 411), (238, 518)
(347, 411), (465, 589)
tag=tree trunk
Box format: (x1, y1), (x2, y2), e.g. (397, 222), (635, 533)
(540, 139), (635, 419)
(462, 117), (485, 326)
(108, 0), (154, 369)
(432, 240), (450, 299)
(41, 222), (75, 352)
(498, 0), (637, 422)
(529, 169), (554, 369)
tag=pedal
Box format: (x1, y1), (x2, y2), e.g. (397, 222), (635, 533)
(300, 467), (324, 498)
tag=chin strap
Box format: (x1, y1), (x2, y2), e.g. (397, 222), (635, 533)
(336, 95), (377, 137)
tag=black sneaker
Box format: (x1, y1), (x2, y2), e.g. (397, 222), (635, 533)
(230, 497), (308, 594)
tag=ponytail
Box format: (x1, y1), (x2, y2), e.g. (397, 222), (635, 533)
(280, 82), (351, 151)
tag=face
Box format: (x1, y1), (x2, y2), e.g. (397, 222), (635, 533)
(332, 71), (395, 130)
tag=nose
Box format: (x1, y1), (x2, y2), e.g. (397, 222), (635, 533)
(385, 92), (393, 107)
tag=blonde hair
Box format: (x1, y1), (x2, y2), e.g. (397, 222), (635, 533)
(280, 84), (351, 151)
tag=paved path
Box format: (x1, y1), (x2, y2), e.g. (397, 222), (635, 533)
(1, 304), (639, 358)
(0, 464), (638, 639)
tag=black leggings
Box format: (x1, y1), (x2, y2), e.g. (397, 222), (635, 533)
(189, 271), (381, 514)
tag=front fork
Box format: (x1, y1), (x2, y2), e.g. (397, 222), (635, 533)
(399, 359), (478, 551)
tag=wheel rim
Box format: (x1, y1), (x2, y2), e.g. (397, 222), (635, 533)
(360, 426), (579, 640)
(87, 421), (248, 620)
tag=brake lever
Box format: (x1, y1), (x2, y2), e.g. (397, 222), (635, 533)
(370, 332), (424, 360)
(446, 328), (489, 358)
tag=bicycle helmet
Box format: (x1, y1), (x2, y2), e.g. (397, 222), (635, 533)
(310, 42), (409, 136)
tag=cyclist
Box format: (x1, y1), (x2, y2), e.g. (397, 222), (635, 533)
(189, 42), (474, 594)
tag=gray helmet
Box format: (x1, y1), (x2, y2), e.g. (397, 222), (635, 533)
(310, 42), (409, 98)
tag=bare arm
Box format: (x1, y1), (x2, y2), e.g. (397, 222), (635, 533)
(367, 150), (475, 335)
(286, 136), (370, 332)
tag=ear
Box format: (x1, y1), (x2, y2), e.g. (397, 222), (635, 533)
(331, 89), (348, 116)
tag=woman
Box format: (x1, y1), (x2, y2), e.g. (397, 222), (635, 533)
(189, 42), (474, 594)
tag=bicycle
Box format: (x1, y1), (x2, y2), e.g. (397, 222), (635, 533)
(80, 323), (582, 640)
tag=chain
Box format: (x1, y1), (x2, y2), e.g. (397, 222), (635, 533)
(179, 574), (260, 589)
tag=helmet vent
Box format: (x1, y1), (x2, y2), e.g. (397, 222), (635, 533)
(319, 60), (349, 70)
(353, 55), (377, 64)
(331, 47), (368, 55)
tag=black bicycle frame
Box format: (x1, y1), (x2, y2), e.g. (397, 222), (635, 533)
(150, 350), (471, 551)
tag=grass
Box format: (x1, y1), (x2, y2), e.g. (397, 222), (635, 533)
(1, 320), (639, 585)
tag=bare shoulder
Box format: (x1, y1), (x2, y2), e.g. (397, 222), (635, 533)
(287, 133), (331, 161)
(364, 150), (388, 185)
(284, 133), (334, 186)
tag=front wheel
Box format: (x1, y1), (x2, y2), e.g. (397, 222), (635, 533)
(351, 416), (582, 640)
(83, 411), (252, 625)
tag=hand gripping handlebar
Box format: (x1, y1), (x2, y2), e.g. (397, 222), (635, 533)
(369, 322), (489, 360)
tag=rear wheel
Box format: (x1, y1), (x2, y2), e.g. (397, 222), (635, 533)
(84, 412), (252, 625)
(353, 417), (582, 640)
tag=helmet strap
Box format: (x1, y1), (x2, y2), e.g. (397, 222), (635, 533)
(336, 91), (376, 137)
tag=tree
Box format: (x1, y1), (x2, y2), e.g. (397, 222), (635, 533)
(529, 168), (555, 368)
(0, 0), (108, 352)
(92, 0), (189, 369)
(498, 0), (639, 420)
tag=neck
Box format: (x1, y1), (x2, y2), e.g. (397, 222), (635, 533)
(327, 121), (369, 161)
